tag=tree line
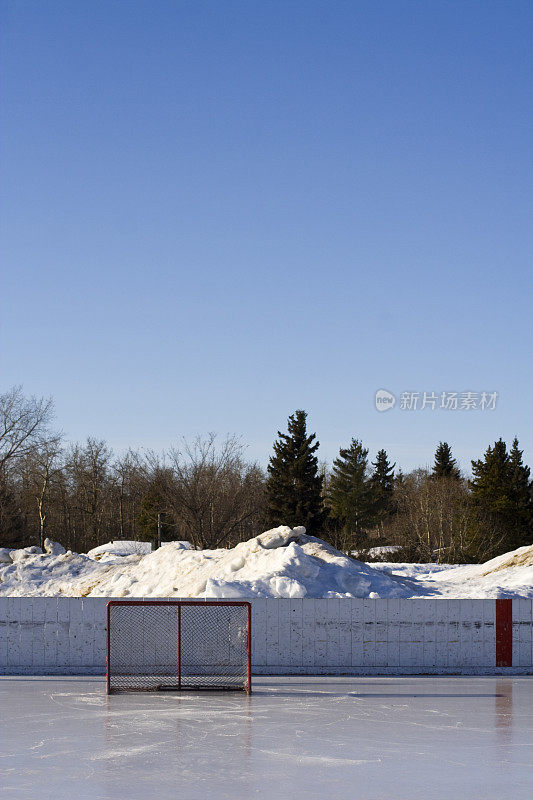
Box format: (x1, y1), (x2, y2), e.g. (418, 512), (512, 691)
(265, 411), (532, 562)
(0, 387), (531, 562)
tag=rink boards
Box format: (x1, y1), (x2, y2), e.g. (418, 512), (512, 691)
(1, 597), (532, 675)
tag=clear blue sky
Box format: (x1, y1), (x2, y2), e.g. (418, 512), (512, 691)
(1, 0), (532, 474)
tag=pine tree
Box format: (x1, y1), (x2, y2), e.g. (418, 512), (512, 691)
(0, 475), (25, 548)
(471, 439), (512, 516)
(265, 410), (325, 534)
(508, 437), (533, 537)
(395, 468), (405, 487)
(370, 449), (396, 525)
(137, 469), (175, 543)
(137, 490), (173, 543)
(326, 439), (373, 545)
(469, 437), (532, 555)
(432, 442), (461, 480)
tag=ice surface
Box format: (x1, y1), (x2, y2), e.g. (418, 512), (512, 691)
(1, 676), (532, 800)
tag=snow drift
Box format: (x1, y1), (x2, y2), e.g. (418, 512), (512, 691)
(373, 543), (533, 599)
(0, 526), (410, 599)
(0, 527), (531, 599)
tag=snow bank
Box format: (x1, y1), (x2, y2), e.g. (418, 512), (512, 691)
(81, 526), (412, 599)
(0, 526), (410, 599)
(374, 545), (533, 599)
(352, 546), (403, 560)
(10, 546), (43, 563)
(87, 540), (152, 560)
(480, 544), (533, 574)
(44, 538), (66, 556)
(1, 528), (531, 599)
(161, 541), (194, 550)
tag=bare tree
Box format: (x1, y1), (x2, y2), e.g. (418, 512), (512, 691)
(111, 450), (147, 540)
(0, 387), (58, 548)
(0, 387), (54, 473)
(23, 435), (64, 549)
(384, 469), (471, 562)
(164, 434), (265, 549)
(67, 438), (113, 551)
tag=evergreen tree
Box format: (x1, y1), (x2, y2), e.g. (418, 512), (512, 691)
(370, 449), (396, 524)
(0, 475), (25, 548)
(137, 490), (173, 543)
(326, 439), (373, 545)
(471, 439), (512, 516)
(470, 437), (532, 554)
(266, 410), (325, 534)
(395, 468), (405, 487)
(137, 469), (175, 543)
(432, 442), (461, 480)
(508, 437), (533, 536)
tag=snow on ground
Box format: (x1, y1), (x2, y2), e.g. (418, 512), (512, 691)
(0, 526), (532, 599)
(87, 540), (153, 560)
(352, 545), (403, 560)
(0, 527), (411, 599)
(373, 546), (533, 598)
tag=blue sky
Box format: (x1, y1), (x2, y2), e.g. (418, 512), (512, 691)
(1, 0), (532, 474)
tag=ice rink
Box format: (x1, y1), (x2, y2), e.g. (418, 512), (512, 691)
(1, 676), (532, 800)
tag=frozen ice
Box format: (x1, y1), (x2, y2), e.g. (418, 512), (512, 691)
(1, 676), (532, 800)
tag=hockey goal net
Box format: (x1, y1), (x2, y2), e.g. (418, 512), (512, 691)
(106, 600), (252, 694)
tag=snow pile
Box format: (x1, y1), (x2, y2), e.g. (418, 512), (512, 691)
(44, 538), (66, 556)
(352, 546), (403, 560)
(0, 551), (107, 596)
(87, 540), (152, 561)
(79, 526), (411, 599)
(422, 544), (533, 598)
(0, 526), (410, 599)
(480, 544), (533, 575)
(161, 540), (194, 550)
(0, 528), (531, 598)
(10, 546), (43, 563)
(374, 544), (533, 598)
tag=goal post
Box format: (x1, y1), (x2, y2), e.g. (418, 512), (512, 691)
(106, 600), (252, 694)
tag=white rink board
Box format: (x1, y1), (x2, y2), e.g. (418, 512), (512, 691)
(1, 597), (532, 675)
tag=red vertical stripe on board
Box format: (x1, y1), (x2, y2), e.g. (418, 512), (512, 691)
(106, 602), (111, 694)
(495, 599), (513, 667)
(177, 604), (181, 691)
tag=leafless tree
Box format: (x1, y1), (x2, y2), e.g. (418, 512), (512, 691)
(0, 387), (58, 548)
(164, 434), (265, 549)
(22, 435), (64, 549)
(111, 450), (148, 540)
(66, 438), (113, 551)
(0, 386), (54, 473)
(384, 469), (471, 562)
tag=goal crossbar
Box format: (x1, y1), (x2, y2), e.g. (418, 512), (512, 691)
(106, 600), (252, 694)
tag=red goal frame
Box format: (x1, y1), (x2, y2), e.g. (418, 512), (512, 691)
(106, 600), (252, 694)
